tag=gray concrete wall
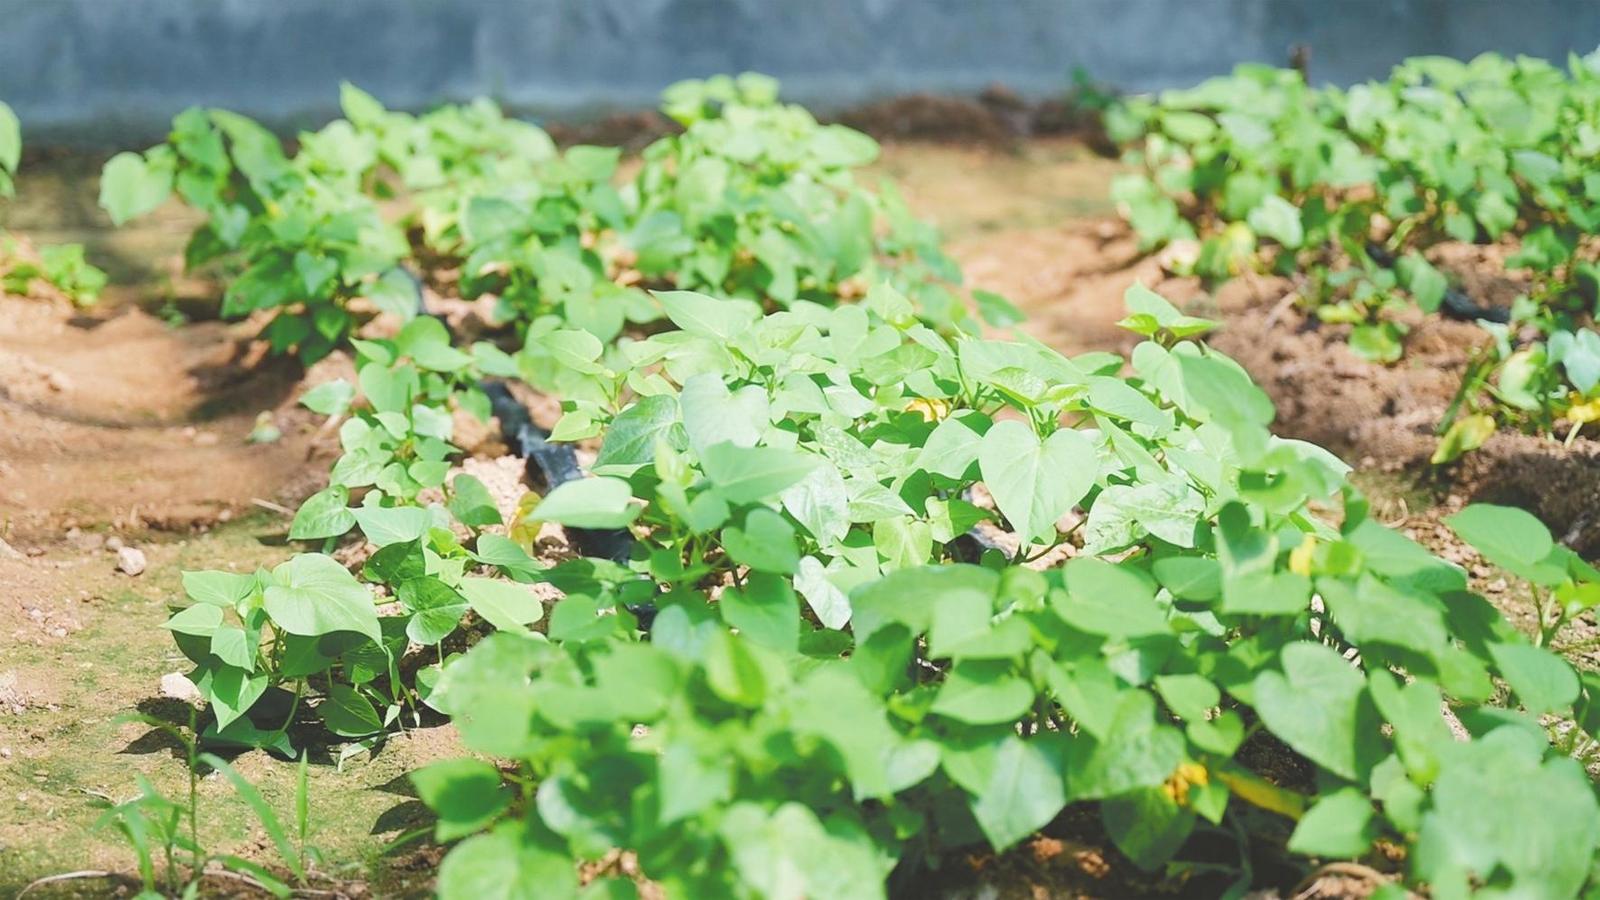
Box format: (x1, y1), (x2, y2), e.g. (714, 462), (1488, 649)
(2, 0), (1597, 143)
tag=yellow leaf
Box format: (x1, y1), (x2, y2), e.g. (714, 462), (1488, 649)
(510, 490), (543, 552)
(906, 398), (949, 423)
(1214, 767), (1307, 820)
(1431, 413), (1495, 465)
(1288, 535), (1316, 576)
(1566, 394), (1600, 425)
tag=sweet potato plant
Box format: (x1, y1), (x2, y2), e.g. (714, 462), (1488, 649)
(1109, 52), (1600, 460)
(93, 76), (1600, 898)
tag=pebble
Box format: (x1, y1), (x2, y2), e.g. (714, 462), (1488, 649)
(116, 546), (147, 577)
(159, 672), (202, 704)
(105, 535), (124, 552)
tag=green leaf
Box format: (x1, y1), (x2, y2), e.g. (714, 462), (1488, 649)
(700, 443), (818, 505)
(1489, 642), (1579, 715)
(411, 759), (511, 841)
(973, 290), (1025, 328)
(719, 573), (799, 652)
(531, 477), (641, 529)
(207, 663), (268, 730)
(289, 486), (356, 540)
(1415, 729), (1600, 897)
(1288, 788), (1378, 857)
(1173, 352), (1275, 428)
(979, 421), (1096, 545)
(262, 554), (380, 641)
(317, 682), (383, 737)
(723, 508), (800, 574)
(428, 633), (548, 756)
(970, 736), (1068, 851)
(872, 516), (933, 570)
(99, 151), (174, 225)
(703, 629), (769, 708)
(1252, 642), (1382, 782)
(680, 375), (767, 455)
(1154, 674), (1221, 721)
(459, 577), (544, 633)
(1349, 322), (1405, 364)
(164, 603), (224, 637)
(1082, 480), (1203, 554)
(351, 505), (432, 547)
(364, 269), (421, 321)
(182, 570), (259, 608)
(437, 827), (576, 900)
(1056, 559), (1169, 638)
(449, 474), (503, 528)
(781, 464), (850, 546)
(400, 577), (470, 645)
(1246, 195), (1304, 248)
(364, 538), (426, 584)
(655, 290), (762, 341)
(915, 412), (989, 479)
(472, 534), (543, 581)
(658, 742), (734, 825)
(930, 661), (1035, 725)
(0, 102), (19, 174)
(300, 379), (355, 416)
(1120, 283), (1216, 337)
(592, 394), (679, 475)
(1397, 253), (1447, 313)
(1445, 504), (1564, 585)
(1102, 787), (1195, 870)
(1066, 691), (1185, 798)
(718, 802), (887, 900)
(397, 317), (475, 371)
(210, 625), (258, 672)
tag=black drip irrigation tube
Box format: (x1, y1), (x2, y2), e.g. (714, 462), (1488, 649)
(477, 380), (635, 565)
(1364, 242), (1510, 324)
(401, 272), (648, 622)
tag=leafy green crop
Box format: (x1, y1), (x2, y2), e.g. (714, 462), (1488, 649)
(0, 101), (106, 305)
(408, 286), (1600, 899)
(0, 100), (19, 200)
(103, 76), (978, 362)
(124, 73), (1600, 898)
(100, 107), (411, 361)
(1109, 51), (1600, 457)
(1435, 321), (1600, 461)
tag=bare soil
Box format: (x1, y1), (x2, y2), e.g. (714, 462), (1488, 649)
(1210, 270), (1600, 560)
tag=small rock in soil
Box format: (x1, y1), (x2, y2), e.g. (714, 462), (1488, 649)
(116, 546), (147, 576)
(160, 672), (202, 704)
(105, 535), (124, 552)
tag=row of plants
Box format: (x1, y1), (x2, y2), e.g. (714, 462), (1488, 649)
(98, 74), (988, 365)
(0, 101), (106, 305)
(1108, 51), (1600, 461)
(79, 76), (1600, 897)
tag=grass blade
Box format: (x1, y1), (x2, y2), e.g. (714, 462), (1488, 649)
(197, 752), (306, 882)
